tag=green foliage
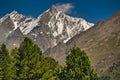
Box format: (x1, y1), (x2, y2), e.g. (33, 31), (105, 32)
(17, 37), (42, 79)
(58, 47), (98, 80)
(0, 44), (17, 80)
(0, 38), (98, 80)
(40, 57), (59, 80)
(15, 37), (59, 80)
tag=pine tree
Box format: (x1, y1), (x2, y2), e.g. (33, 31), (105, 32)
(16, 37), (43, 79)
(0, 44), (9, 79)
(59, 47), (98, 80)
(40, 57), (59, 80)
(28, 44), (43, 79)
(0, 44), (16, 80)
(13, 37), (60, 80)
(10, 47), (20, 80)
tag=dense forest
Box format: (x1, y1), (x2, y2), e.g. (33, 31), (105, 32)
(0, 37), (97, 80)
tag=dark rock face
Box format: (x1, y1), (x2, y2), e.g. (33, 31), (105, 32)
(6, 28), (25, 50)
(29, 23), (55, 51)
(0, 16), (14, 43)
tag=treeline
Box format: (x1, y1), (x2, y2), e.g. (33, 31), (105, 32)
(0, 37), (98, 80)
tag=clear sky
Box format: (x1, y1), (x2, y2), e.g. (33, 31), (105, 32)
(0, 0), (120, 23)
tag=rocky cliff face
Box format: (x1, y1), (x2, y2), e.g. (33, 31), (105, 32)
(0, 6), (94, 51)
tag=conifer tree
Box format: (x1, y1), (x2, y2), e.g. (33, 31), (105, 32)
(0, 44), (16, 80)
(16, 37), (43, 79)
(13, 37), (60, 79)
(10, 47), (20, 80)
(59, 47), (98, 80)
(40, 57), (59, 80)
(0, 39), (98, 80)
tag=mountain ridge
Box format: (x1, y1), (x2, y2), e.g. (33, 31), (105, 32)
(0, 6), (94, 51)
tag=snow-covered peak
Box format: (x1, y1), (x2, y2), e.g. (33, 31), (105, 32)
(0, 6), (94, 44)
(9, 10), (18, 15)
(37, 6), (59, 20)
(9, 11), (24, 21)
(33, 6), (94, 44)
(0, 14), (9, 23)
(9, 11), (39, 34)
(0, 11), (39, 35)
(0, 11), (18, 21)
(0, 6), (95, 52)
(49, 6), (58, 14)
(8, 11), (24, 30)
(41, 8), (94, 42)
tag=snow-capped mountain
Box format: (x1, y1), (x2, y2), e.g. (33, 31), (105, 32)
(0, 6), (94, 51)
(38, 6), (94, 43)
(0, 11), (39, 34)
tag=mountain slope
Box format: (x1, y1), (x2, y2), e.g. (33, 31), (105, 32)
(45, 11), (120, 79)
(0, 6), (94, 51)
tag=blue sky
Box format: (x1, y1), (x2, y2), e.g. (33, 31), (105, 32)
(0, 0), (120, 23)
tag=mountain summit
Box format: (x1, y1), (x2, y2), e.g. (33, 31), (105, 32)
(0, 6), (94, 51)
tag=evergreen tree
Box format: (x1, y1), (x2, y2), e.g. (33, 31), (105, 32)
(40, 57), (59, 80)
(16, 37), (42, 79)
(0, 44), (16, 80)
(28, 44), (43, 79)
(10, 47), (20, 80)
(0, 38), (98, 80)
(0, 44), (9, 79)
(59, 47), (98, 80)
